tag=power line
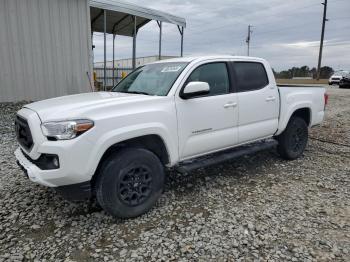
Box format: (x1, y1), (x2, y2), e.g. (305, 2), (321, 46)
(184, 21), (350, 50)
(93, 0), (346, 43)
(320, 42), (350, 47)
(92, 0), (348, 57)
(331, 16), (350, 21)
(253, 22), (350, 41)
(184, 0), (322, 37)
(253, 24), (306, 36)
(250, 41), (350, 49)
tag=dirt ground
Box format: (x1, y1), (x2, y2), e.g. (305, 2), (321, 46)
(0, 86), (349, 261)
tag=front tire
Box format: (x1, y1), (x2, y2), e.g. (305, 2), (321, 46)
(276, 116), (308, 160)
(96, 148), (165, 218)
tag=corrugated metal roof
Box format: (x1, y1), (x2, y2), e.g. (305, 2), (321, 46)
(90, 0), (186, 36)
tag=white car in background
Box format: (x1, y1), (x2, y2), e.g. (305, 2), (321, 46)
(329, 70), (349, 85)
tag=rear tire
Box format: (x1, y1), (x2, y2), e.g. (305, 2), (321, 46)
(276, 116), (308, 160)
(96, 148), (165, 218)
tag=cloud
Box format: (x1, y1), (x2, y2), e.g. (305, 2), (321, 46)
(283, 41), (329, 48)
(93, 0), (350, 71)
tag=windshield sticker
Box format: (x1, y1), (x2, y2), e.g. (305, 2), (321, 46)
(161, 66), (182, 73)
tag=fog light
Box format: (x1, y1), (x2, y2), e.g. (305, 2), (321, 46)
(53, 157), (59, 168)
(35, 154), (60, 170)
(21, 149), (60, 170)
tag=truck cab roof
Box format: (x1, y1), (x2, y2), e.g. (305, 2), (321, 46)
(151, 55), (267, 64)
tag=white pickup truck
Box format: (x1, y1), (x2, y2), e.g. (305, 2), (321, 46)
(15, 56), (327, 218)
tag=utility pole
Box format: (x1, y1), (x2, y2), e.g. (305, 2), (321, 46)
(317, 0), (328, 80)
(246, 25), (252, 56)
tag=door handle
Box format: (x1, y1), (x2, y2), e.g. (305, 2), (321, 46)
(223, 102), (237, 108)
(266, 96), (276, 102)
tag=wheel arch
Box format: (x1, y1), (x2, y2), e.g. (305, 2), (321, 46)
(91, 134), (170, 191)
(276, 105), (312, 136)
(290, 107), (311, 126)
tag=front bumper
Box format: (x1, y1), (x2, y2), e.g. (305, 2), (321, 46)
(15, 108), (98, 188)
(15, 147), (92, 200)
(329, 80), (340, 84)
(15, 147), (56, 187)
(14, 107), (100, 201)
(15, 137), (95, 187)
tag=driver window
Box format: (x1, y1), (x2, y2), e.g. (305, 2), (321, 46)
(186, 63), (230, 96)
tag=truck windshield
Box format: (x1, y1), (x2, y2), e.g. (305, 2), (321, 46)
(112, 62), (188, 96)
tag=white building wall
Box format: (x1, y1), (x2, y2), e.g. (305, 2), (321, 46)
(0, 0), (92, 102)
(93, 56), (177, 87)
(94, 55), (176, 68)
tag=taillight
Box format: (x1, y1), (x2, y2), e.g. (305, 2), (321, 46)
(324, 93), (329, 108)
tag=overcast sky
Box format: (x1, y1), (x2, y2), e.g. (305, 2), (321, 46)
(93, 0), (350, 71)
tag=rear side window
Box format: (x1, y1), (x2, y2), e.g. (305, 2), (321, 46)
(233, 62), (269, 92)
(186, 63), (230, 96)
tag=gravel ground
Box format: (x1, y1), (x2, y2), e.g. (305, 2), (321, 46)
(0, 87), (349, 261)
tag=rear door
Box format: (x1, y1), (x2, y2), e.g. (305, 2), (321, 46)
(230, 61), (279, 143)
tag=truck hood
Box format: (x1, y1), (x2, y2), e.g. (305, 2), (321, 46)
(24, 92), (158, 122)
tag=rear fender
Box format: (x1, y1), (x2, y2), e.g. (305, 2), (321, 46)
(275, 102), (312, 136)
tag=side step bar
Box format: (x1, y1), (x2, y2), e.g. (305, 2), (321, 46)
(175, 139), (278, 174)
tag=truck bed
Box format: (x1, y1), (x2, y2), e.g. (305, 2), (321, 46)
(277, 84), (326, 88)
(276, 85), (326, 136)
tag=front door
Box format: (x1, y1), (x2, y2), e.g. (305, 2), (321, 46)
(175, 62), (239, 160)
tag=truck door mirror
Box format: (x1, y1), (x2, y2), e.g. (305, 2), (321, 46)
(181, 81), (210, 99)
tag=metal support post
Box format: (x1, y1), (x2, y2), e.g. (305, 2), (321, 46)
(112, 34), (116, 86)
(103, 9), (107, 90)
(157, 21), (162, 60)
(132, 16), (137, 70)
(177, 26), (184, 57)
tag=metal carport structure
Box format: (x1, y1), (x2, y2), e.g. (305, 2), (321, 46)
(90, 0), (186, 88)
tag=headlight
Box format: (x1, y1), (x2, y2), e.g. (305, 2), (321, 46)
(41, 120), (94, 140)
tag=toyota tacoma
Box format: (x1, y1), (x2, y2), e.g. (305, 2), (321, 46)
(15, 56), (327, 218)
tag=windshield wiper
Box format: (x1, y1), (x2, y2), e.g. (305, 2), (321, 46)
(118, 91), (151, 96)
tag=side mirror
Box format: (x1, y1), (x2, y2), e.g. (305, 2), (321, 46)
(181, 81), (210, 99)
